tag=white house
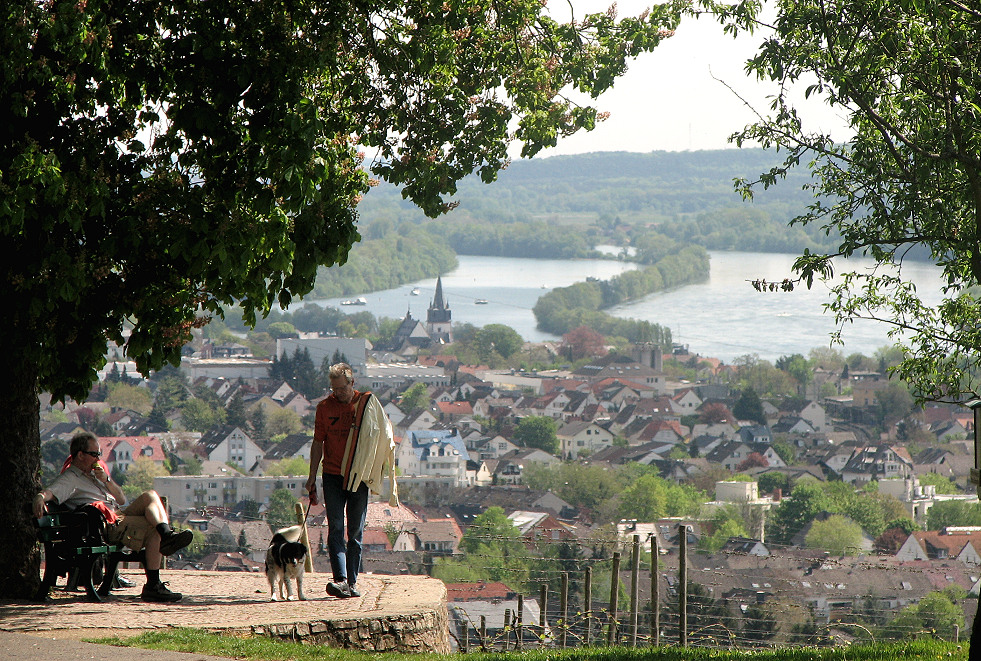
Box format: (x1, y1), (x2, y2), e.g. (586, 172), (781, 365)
(154, 473), (309, 514)
(557, 420), (615, 459)
(395, 429), (472, 488)
(196, 425), (265, 472)
(895, 528), (981, 566)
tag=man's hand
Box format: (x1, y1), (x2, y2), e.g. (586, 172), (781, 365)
(92, 462), (110, 484)
(33, 493), (47, 518)
(305, 477), (318, 506)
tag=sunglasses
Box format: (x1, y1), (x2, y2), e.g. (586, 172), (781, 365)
(82, 450), (102, 458)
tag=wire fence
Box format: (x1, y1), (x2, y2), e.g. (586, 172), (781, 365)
(426, 526), (978, 651)
(160, 505), (978, 651)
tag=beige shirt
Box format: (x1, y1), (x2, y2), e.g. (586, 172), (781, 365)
(47, 465), (123, 511)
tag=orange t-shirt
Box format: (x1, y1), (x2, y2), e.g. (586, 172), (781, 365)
(314, 390), (361, 476)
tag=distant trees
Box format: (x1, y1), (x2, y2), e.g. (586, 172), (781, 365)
(927, 501), (981, 530)
(512, 416), (559, 455)
(732, 387), (766, 425)
(768, 483), (832, 546)
(533, 246), (707, 342)
(882, 590), (965, 641)
(617, 474), (704, 522)
(804, 514), (864, 556)
(736, 452), (768, 471)
(474, 324), (523, 360)
(266, 489), (299, 530)
(435, 507), (530, 588)
(562, 326), (607, 361)
(699, 402), (732, 424)
(399, 382), (431, 414)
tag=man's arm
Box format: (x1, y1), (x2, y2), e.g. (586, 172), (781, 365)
(306, 420), (324, 504)
(33, 489), (54, 518)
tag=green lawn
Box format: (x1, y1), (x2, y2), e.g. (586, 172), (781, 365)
(90, 629), (969, 661)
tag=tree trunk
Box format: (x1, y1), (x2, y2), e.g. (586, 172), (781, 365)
(0, 352), (41, 598)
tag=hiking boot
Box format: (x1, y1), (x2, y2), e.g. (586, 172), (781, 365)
(141, 581), (182, 602)
(346, 583), (360, 598)
(159, 529), (193, 557)
(326, 581), (350, 598)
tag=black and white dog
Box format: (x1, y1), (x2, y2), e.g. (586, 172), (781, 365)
(265, 525), (308, 601)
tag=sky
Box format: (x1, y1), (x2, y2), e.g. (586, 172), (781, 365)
(535, 1), (851, 156)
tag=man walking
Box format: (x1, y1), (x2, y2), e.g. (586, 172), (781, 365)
(307, 363), (398, 598)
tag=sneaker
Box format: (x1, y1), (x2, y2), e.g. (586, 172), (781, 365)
(115, 574), (137, 589)
(158, 529), (193, 557)
(141, 581), (182, 602)
(347, 584), (360, 598)
(326, 581), (350, 598)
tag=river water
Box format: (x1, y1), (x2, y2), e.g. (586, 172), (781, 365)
(312, 251), (946, 363)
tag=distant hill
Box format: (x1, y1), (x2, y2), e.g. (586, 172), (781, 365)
(358, 148), (815, 226)
(355, 149), (840, 256)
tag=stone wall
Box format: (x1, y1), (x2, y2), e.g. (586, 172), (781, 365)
(252, 608), (450, 653)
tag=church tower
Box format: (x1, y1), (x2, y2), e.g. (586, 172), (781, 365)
(426, 276), (453, 344)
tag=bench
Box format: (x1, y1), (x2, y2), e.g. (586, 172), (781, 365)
(34, 506), (143, 602)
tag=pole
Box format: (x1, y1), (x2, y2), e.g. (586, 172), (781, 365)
(679, 524), (687, 647)
(608, 551), (621, 645)
(651, 537), (660, 647)
(480, 615), (487, 651)
(560, 572), (568, 649)
(504, 608), (511, 651)
(630, 535), (640, 647)
(540, 584), (548, 648)
(584, 566), (592, 646)
(516, 594), (524, 651)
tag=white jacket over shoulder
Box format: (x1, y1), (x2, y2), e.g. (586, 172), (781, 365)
(345, 393), (399, 506)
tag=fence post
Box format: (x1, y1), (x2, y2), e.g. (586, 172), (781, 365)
(608, 551), (621, 645)
(651, 537), (660, 647)
(516, 594), (524, 651)
(584, 565), (592, 646)
(480, 615), (487, 651)
(540, 584), (548, 648)
(463, 621), (469, 653)
(678, 524), (687, 648)
(503, 608), (511, 651)
(630, 535), (640, 647)
(560, 572), (569, 649)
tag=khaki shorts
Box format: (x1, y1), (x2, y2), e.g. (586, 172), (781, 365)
(106, 515), (151, 551)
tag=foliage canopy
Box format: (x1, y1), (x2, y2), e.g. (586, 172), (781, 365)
(731, 0), (981, 402)
(1, 0), (685, 597)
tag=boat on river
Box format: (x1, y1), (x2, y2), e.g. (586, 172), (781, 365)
(475, 299), (489, 305)
(340, 297), (367, 306)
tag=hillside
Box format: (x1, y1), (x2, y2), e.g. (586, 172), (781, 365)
(358, 148), (816, 226)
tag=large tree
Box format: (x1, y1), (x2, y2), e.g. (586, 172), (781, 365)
(1, 0), (683, 596)
(731, 0), (981, 403)
(728, 3), (981, 639)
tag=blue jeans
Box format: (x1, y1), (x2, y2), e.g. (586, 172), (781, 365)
(322, 474), (368, 586)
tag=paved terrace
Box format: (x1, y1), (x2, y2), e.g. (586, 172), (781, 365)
(0, 571), (449, 653)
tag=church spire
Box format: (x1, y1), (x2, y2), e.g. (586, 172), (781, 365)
(427, 276), (452, 343)
(432, 276), (447, 310)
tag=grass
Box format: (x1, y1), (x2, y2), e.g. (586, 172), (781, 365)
(88, 629), (969, 661)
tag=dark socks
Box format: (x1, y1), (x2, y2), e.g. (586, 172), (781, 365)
(146, 569), (160, 585)
(156, 522), (173, 537)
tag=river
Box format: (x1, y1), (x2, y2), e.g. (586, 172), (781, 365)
(311, 251), (946, 363)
